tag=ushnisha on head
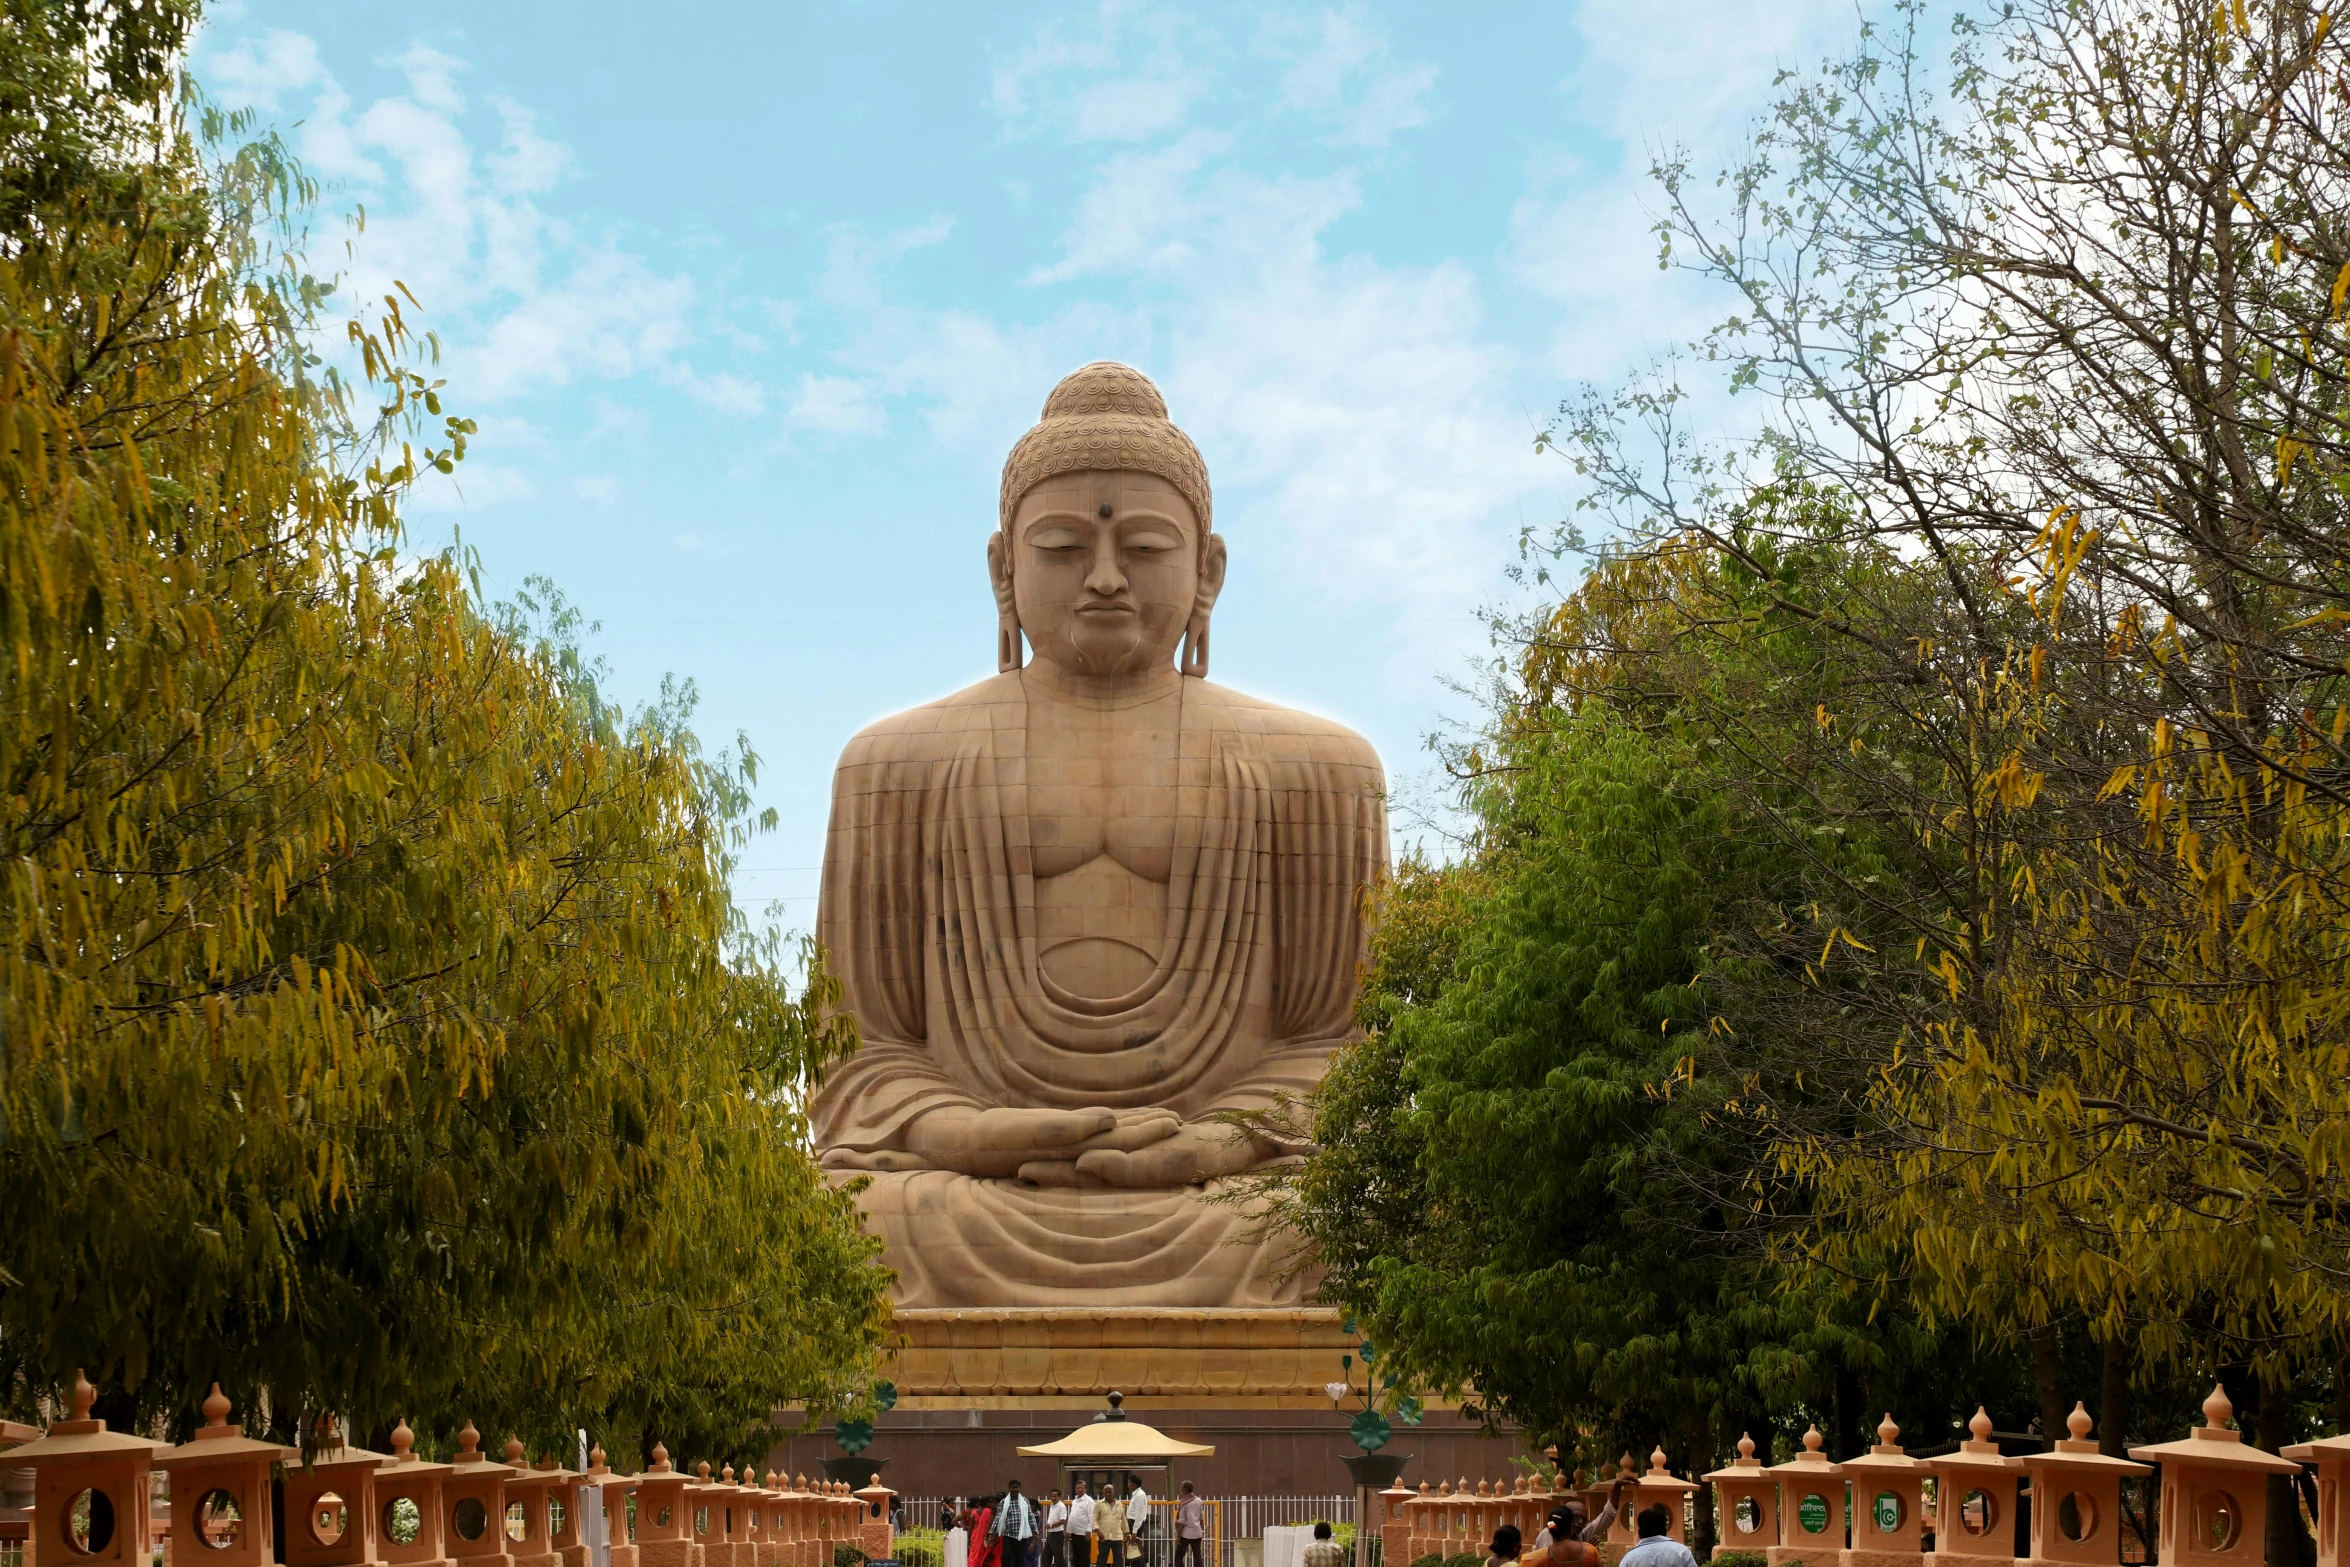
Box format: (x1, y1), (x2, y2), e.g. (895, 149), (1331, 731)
(990, 362), (1228, 681)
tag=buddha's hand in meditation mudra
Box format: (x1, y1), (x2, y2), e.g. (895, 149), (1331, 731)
(864, 1105), (1280, 1187)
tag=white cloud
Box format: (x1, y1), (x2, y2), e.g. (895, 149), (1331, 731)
(1024, 131), (1358, 285)
(1508, 0), (1860, 383)
(1262, 8), (1438, 148)
(193, 30), (752, 421)
(991, 1), (1214, 143)
(391, 43), (466, 116)
(673, 369), (768, 416)
(197, 28), (324, 113)
(573, 476), (617, 503)
(786, 374), (886, 436)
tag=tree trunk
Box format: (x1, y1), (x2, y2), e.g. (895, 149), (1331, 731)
(1690, 1408), (1719, 1560)
(2097, 1330), (2131, 1455)
(2252, 1371), (2313, 1567)
(1835, 1362), (1865, 1461)
(2100, 1326), (2156, 1564)
(2029, 1322), (2068, 1447)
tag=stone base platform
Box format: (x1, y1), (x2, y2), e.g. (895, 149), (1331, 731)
(763, 1308), (1523, 1497)
(884, 1308), (1357, 1409)
(764, 1405), (1523, 1500)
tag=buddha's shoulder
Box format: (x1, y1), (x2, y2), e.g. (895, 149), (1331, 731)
(835, 674), (1026, 767)
(1187, 680), (1384, 775)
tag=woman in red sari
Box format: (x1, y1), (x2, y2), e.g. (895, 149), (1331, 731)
(969, 1502), (1000, 1567)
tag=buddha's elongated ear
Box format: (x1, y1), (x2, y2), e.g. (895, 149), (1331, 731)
(1180, 532), (1228, 679)
(987, 531), (1024, 673)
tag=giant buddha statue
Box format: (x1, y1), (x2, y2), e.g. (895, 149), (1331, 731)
(811, 362), (1388, 1309)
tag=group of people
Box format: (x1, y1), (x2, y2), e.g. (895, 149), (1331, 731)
(1485, 1476), (1697, 1567)
(944, 1478), (1211, 1567)
(946, 1468), (1700, 1567)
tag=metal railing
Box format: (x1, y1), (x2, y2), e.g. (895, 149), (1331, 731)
(892, 1497), (1355, 1567)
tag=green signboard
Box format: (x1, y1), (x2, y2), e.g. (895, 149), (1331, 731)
(1874, 1493), (1903, 1533)
(1797, 1493), (1831, 1535)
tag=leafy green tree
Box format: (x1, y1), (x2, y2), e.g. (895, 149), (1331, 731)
(1538, 1), (2350, 1554)
(1281, 539), (2028, 1543)
(0, 1), (888, 1459)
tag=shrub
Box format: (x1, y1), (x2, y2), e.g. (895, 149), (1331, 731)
(1709, 1554), (1771, 1567)
(835, 1545), (868, 1567)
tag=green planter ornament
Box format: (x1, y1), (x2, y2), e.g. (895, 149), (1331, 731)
(835, 1418), (875, 1456)
(1350, 1410), (1393, 1453)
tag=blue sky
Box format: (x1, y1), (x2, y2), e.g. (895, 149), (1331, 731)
(192, 0), (1864, 931)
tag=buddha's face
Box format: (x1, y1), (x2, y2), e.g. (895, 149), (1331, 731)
(1000, 469), (1223, 678)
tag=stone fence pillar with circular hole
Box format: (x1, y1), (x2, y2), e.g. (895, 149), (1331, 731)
(281, 1427), (390, 1567)
(535, 1456), (586, 1567)
(1923, 1410), (2021, 1567)
(770, 1471), (796, 1567)
(1397, 1483), (1425, 1562)
(579, 1446), (638, 1567)
(796, 1480), (819, 1567)
(8, 1372), (159, 1567)
(2282, 1427), (2350, 1567)
(740, 1473), (769, 1567)
(1602, 1457), (1641, 1562)
(440, 1424), (518, 1567)
(633, 1448), (693, 1567)
(375, 1421), (455, 1567)
(775, 1477), (802, 1567)
(1837, 1418), (1926, 1567)
(499, 1443), (571, 1567)
(1636, 1448), (1697, 1545)
(677, 1465), (704, 1567)
(157, 1384), (296, 1567)
(766, 1478), (793, 1567)
(721, 1466), (755, 1567)
(2017, 1403), (2149, 1567)
(730, 1466), (757, 1567)
(1705, 1433), (1779, 1559)
(1378, 1485), (1414, 1567)
(739, 1469), (768, 1567)
(855, 1481), (895, 1562)
(2129, 1386), (2301, 1567)
(1766, 1427), (1846, 1567)
(1511, 1476), (1542, 1543)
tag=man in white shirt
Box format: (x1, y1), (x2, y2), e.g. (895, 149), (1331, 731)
(1068, 1482), (1098, 1566)
(1124, 1482), (1151, 1567)
(1045, 1491), (1071, 1567)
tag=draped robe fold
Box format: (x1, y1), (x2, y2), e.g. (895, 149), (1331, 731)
(810, 671), (1387, 1307)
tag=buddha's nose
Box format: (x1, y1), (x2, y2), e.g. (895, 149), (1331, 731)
(1086, 533), (1126, 596)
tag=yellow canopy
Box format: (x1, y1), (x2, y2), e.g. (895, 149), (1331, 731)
(1016, 1419), (1214, 1460)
